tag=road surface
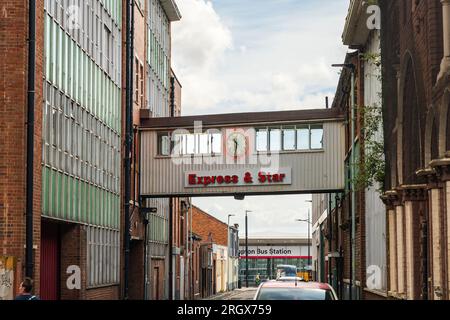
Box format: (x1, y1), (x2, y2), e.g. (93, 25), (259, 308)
(208, 288), (258, 300)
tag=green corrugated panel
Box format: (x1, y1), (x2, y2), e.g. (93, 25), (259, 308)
(86, 183), (90, 224)
(109, 192), (112, 228)
(98, 188), (101, 227)
(63, 174), (68, 220)
(66, 175), (71, 221)
(42, 167), (48, 215)
(90, 184), (94, 225)
(57, 172), (63, 219)
(82, 181), (87, 223)
(118, 196), (120, 228)
(98, 188), (102, 226)
(94, 186), (98, 226)
(71, 176), (76, 221)
(50, 170), (55, 216)
(103, 190), (107, 227)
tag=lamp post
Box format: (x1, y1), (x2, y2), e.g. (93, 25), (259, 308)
(227, 214), (235, 291)
(228, 214), (235, 228)
(332, 62), (356, 299)
(295, 200), (312, 276)
(245, 210), (252, 288)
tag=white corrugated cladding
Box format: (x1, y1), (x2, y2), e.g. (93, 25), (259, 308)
(140, 121), (345, 197)
(363, 30), (387, 291)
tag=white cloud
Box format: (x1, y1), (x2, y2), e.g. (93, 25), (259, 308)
(173, 1), (349, 235)
(172, 0), (348, 115)
(172, 0), (233, 111)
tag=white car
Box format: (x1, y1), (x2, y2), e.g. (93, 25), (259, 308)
(254, 281), (339, 300)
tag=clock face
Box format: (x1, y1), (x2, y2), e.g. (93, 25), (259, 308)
(227, 132), (247, 157)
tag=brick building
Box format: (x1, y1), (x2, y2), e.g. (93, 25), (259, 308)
(380, 0), (450, 300)
(0, 0), (183, 300)
(127, 0), (181, 301)
(312, 49), (367, 300)
(191, 205), (230, 298)
(1, 0), (122, 300)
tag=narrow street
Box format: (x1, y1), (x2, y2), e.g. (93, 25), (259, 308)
(207, 288), (258, 300)
(1, 0), (450, 304)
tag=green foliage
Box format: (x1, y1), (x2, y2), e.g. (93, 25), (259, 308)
(351, 52), (386, 193)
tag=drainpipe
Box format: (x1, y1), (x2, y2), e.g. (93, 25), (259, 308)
(25, 0), (36, 279)
(190, 200), (194, 299)
(170, 76), (175, 117)
(143, 212), (149, 300)
(169, 197), (173, 300)
(124, 0), (134, 300)
(328, 193), (332, 285)
(350, 64), (356, 300)
(185, 201), (189, 299)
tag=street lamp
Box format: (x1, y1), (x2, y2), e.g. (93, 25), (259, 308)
(227, 214), (235, 228)
(295, 200), (312, 275)
(245, 210), (252, 288)
(227, 214), (235, 291)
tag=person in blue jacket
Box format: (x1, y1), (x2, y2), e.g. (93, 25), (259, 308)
(14, 277), (39, 300)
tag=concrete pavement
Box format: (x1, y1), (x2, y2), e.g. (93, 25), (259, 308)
(207, 288), (258, 300)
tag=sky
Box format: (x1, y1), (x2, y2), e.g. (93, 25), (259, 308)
(171, 0), (349, 236)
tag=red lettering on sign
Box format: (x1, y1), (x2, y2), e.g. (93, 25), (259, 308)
(258, 172), (266, 183)
(189, 174), (197, 185)
(189, 171), (286, 186)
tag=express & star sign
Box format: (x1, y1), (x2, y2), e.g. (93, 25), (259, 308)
(184, 168), (292, 188)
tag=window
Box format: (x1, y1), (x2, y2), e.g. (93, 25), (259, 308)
(256, 124), (324, 152)
(283, 127), (296, 151)
(269, 128), (282, 151)
(210, 132), (222, 154)
(256, 129), (268, 152)
(135, 58), (139, 103)
(140, 64), (144, 107)
(157, 132), (171, 156)
(198, 133), (209, 154)
(87, 226), (120, 287)
(297, 126), (310, 150)
(164, 132), (223, 156)
(310, 124), (324, 149)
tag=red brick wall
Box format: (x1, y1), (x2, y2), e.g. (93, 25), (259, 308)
(0, 0), (43, 296)
(129, 240), (144, 300)
(60, 224), (82, 300)
(86, 286), (120, 300)
(192, 206), (228, 247)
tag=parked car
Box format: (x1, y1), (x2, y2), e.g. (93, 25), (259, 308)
(254, 281), (338, 300)
(276, 276), (305, 282)
(275, 264), (297, 278)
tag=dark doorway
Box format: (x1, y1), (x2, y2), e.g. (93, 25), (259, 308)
(40, 221), (60, 300)
(152, 266), (160, 300)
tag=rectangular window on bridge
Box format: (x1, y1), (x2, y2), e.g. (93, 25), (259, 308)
(256, 124), (324, 152)
(157, 132), (171, 156)
(296, 126), (310, 150)
(166, 132), (223, 156)
(310, 124), (324, 149)
(283, 127), (296, 150)
(256, 129), (268, 152)
(269, 128), (282, 151)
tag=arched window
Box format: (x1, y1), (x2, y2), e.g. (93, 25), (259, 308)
(431, 115), (439, 160)
(402, 59), (424, 184)
(446, 99), (450, 151)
